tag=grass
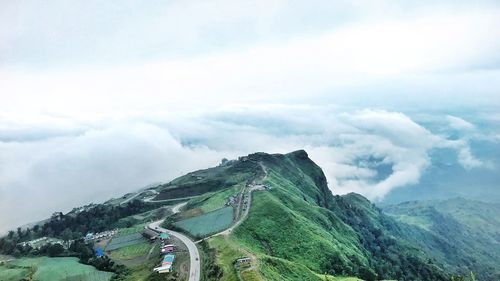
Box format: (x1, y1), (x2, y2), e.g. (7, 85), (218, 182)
(316, 274), (363, 281)
(189, 185), (241, 213)
(154, 160), (258, 200)
(109, 241), (152, 260)
(208, 236), (263, 281)
(259, 255), (325, 281)
(234, 187), (367, 274)
(116, 224), (145, 236)
(106, 233), (146, 251)
(0, 256), (113, 281)
(174, 206), (234, 237)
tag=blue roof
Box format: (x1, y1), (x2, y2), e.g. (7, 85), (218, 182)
(163, 254), (175, 263)
(95, 248), (104, 257)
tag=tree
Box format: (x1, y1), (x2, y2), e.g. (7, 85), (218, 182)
(61, 228), (73, 242)
(47, 243), (64, 257)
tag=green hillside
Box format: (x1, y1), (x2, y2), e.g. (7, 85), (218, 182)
(384, 198), (500, 280)
(229, 150), (447, 281)
(2, 150), (498, 281)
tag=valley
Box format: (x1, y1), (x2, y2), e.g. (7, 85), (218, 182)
(1, 150), (498, 281)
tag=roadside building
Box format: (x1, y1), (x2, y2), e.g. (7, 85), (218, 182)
(143, 227), (159, 241)
(161, 244), (175, 253)
(154, 254), (175, 273)
(159, 233), (169, 241)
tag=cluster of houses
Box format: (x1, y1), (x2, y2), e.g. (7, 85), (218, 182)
(84, 230), (117, 243)
(18, 237), (65, 249)
(152, 232), (177, 273)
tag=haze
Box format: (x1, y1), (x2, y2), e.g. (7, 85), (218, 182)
(1, 0), (499, 233)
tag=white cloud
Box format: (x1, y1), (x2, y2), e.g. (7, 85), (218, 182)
(0, 123), (225, 232)
(2, 7), (500, 116)
(0, 106), (490, 232)
(446, 115), (475, 131)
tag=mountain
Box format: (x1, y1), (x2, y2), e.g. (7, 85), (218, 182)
(159, 151), (454, 280)
(2, 150), (498, 281)
(384, 198), (500, 280)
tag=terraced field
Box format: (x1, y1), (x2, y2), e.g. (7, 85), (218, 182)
(174, 206), (234, 237)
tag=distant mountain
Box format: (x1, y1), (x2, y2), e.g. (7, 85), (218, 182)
(384, 198), (500, 280)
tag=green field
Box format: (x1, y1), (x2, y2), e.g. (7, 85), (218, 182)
(116, 224), (145, 236)
(106, 233), (146, 251)
(174, 206), (234, 237)
(189, 185), (241, 213)
(0, 257), (113, 281)
(109, 241), (152, 260)
(208, 236), (263, 281)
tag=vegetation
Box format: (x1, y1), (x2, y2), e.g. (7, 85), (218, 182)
(208, 236), (263, 281)
(188, 185), (241, 213)
(106, 233), (146, 251)
(384, 199), (500, 280)
(173, 207), (234, 238)
(153, 159), (258, 200)
(199, 240), (223, 281)
(229, 150), (449, 280)
(0, 200), (162, 257)
(2, 150), (499, 280)
(0, 256), (114, 281)
(108, 242), (151, 260)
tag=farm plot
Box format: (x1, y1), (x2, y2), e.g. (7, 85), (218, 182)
(174, 206), (234, 237)
(109, 241), (151, 260)
(106, 233), (146, 251)
(0, 257), (113, 281)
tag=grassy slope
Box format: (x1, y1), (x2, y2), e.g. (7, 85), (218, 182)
(154, 160), (258, 200)
(384, 198), (500, 280)
(232, 150), (448, 280)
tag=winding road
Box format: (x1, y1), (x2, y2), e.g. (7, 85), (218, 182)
(145, 162), (267, 281)
(148, 202), (200, 281)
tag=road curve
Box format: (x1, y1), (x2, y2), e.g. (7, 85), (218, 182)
(148, 202), (200, 281)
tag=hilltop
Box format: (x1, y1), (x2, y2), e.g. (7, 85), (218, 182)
(1, 150), (498, 281)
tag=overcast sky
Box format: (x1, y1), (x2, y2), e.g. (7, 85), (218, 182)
(1, 0), (499, 232)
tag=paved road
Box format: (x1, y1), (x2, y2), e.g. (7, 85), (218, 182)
(200, 163), (268, 240)
(148, 202), (200, 281)
(171, 201), (187, 213)
(120, 191), (143, 205)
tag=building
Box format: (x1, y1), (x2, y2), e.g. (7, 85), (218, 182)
(161, 244), (175, 253)
(143, 227), (159, 241)
(84, 230), (117, 243)
(95, 247), (104, 257)
(159, 233), (169, 241)
(235, 257), (252, 268)
(154, 254), (176, 273)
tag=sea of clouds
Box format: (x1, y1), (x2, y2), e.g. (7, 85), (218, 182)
(1, 105), (496, 232)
